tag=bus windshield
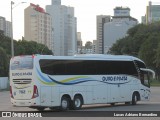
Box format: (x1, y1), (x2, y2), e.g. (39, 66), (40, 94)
(11, 56), (33, 70)
(140, 68), (155, 87)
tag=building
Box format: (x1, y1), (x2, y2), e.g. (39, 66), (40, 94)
(46, 0), (77, 56)
(79, 41), (93, 54)
(114, 7), (130, 16)
(96, 15), (111, 54)
(77, 32), (83, 54)
(0, 17), (6, 35)
(92, 40), (98, 54)
(141, 16), (146, 24)
(5, 21), (12, 38)
(24, 3), (53, 51)
(104, 7), (138, 53)
(0, 16), (12, 38)
(146, 1), (160, 24)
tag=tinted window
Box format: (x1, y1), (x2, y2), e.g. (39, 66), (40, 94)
(39, 59), (138, 76)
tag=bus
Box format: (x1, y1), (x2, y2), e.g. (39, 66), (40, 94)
(10, 54), (155, 111)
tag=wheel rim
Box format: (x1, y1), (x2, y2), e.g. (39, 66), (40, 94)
(75, 98), (81, 107)
(61, 99), (68, 109)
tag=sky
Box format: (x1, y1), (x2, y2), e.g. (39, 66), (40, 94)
(0, 0), (159, 44)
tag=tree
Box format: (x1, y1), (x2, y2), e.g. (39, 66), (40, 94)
(0, 47), (9, 77)
(154, 41), (160, 80)
(109, 22), (160, 79)
(155, 43), (160, 68)
(85, 41), (92, 49)
(138, 36), (156, 68)
(14, 40), (53, 56)
(0, 31), (53, 77)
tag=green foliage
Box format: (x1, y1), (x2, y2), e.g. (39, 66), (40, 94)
(14, 40), (53, 55)
(109, 21), (160, 80)
(138, 33), (159, 68)
(150, 79), (160, 86)
(0, 47), (9, 77)
(0, 31), (53, 76)
(0, 30), (11, 57)
(85, 41), (92, 49)
(155, 43), (160, 68)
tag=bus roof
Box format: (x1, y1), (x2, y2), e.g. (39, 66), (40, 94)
(33, 54), (144, 62)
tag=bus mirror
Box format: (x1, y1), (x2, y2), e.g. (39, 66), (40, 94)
(140, 68), (155, 79)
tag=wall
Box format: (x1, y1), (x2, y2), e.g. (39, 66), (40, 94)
(0, 77), (8, 90)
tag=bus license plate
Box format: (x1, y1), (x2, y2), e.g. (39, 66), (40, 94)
(19, 90), (26, 94)
(20, 102), (25, 105)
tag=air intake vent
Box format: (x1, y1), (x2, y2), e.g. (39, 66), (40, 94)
(13, 79), (32, 84)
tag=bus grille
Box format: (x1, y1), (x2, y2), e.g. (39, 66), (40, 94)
(13, 79), (32, 84)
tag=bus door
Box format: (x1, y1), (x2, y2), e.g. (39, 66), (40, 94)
(140, 68), (155, 100)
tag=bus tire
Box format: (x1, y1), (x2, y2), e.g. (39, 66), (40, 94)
(37, 107), (45, 111)
(125, 102), (131, 105)
(72, 96), (83, 110)
(132, 93), (138, 105)
(49, 107), (59, 111)
(110, 103), (115, 106)
(60, 96), (69, 111)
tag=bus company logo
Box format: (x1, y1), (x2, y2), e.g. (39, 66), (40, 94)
(1, 112), (42, 118)
(102, 76), (128, 84)
(2, 112), (11, 117)
(12, 72), (32, 76)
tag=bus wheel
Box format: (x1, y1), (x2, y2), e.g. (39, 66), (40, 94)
(60, 96), (69, 111)
(49, 107), (57, 111)
(72, 96), (83, 110)
(132, 93), (138, 105)
(37, 107), (45, 111)
(125, 102), (131, 105)
(110, 103), (115, 106)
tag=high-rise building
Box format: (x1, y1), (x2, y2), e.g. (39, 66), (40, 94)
(146, 1), (160, 24)
(141, 16), (146, 24)
(0, 17), (6, 34)
(104, 7), (138, 53)
(77, 32), (83, 54)
(114, 7), (130, 17)
(77, 32), (82, 41)
(0, 16), (12, 38)
(46, 0), (77, 56)
(96, 15), (111, 54)
(6, 21), (12, 38)
(92, 40), (98, 54)
(24, 3), (53, 51)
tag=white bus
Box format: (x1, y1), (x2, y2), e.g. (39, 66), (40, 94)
(10, 54), (155, 111)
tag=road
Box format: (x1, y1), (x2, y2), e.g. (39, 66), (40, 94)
(0, 87), (160, 119)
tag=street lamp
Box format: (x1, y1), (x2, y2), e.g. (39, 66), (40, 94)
(11, 1), (26, 57)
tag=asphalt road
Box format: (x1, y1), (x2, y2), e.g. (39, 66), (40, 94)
(0, 87), (160, 119)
